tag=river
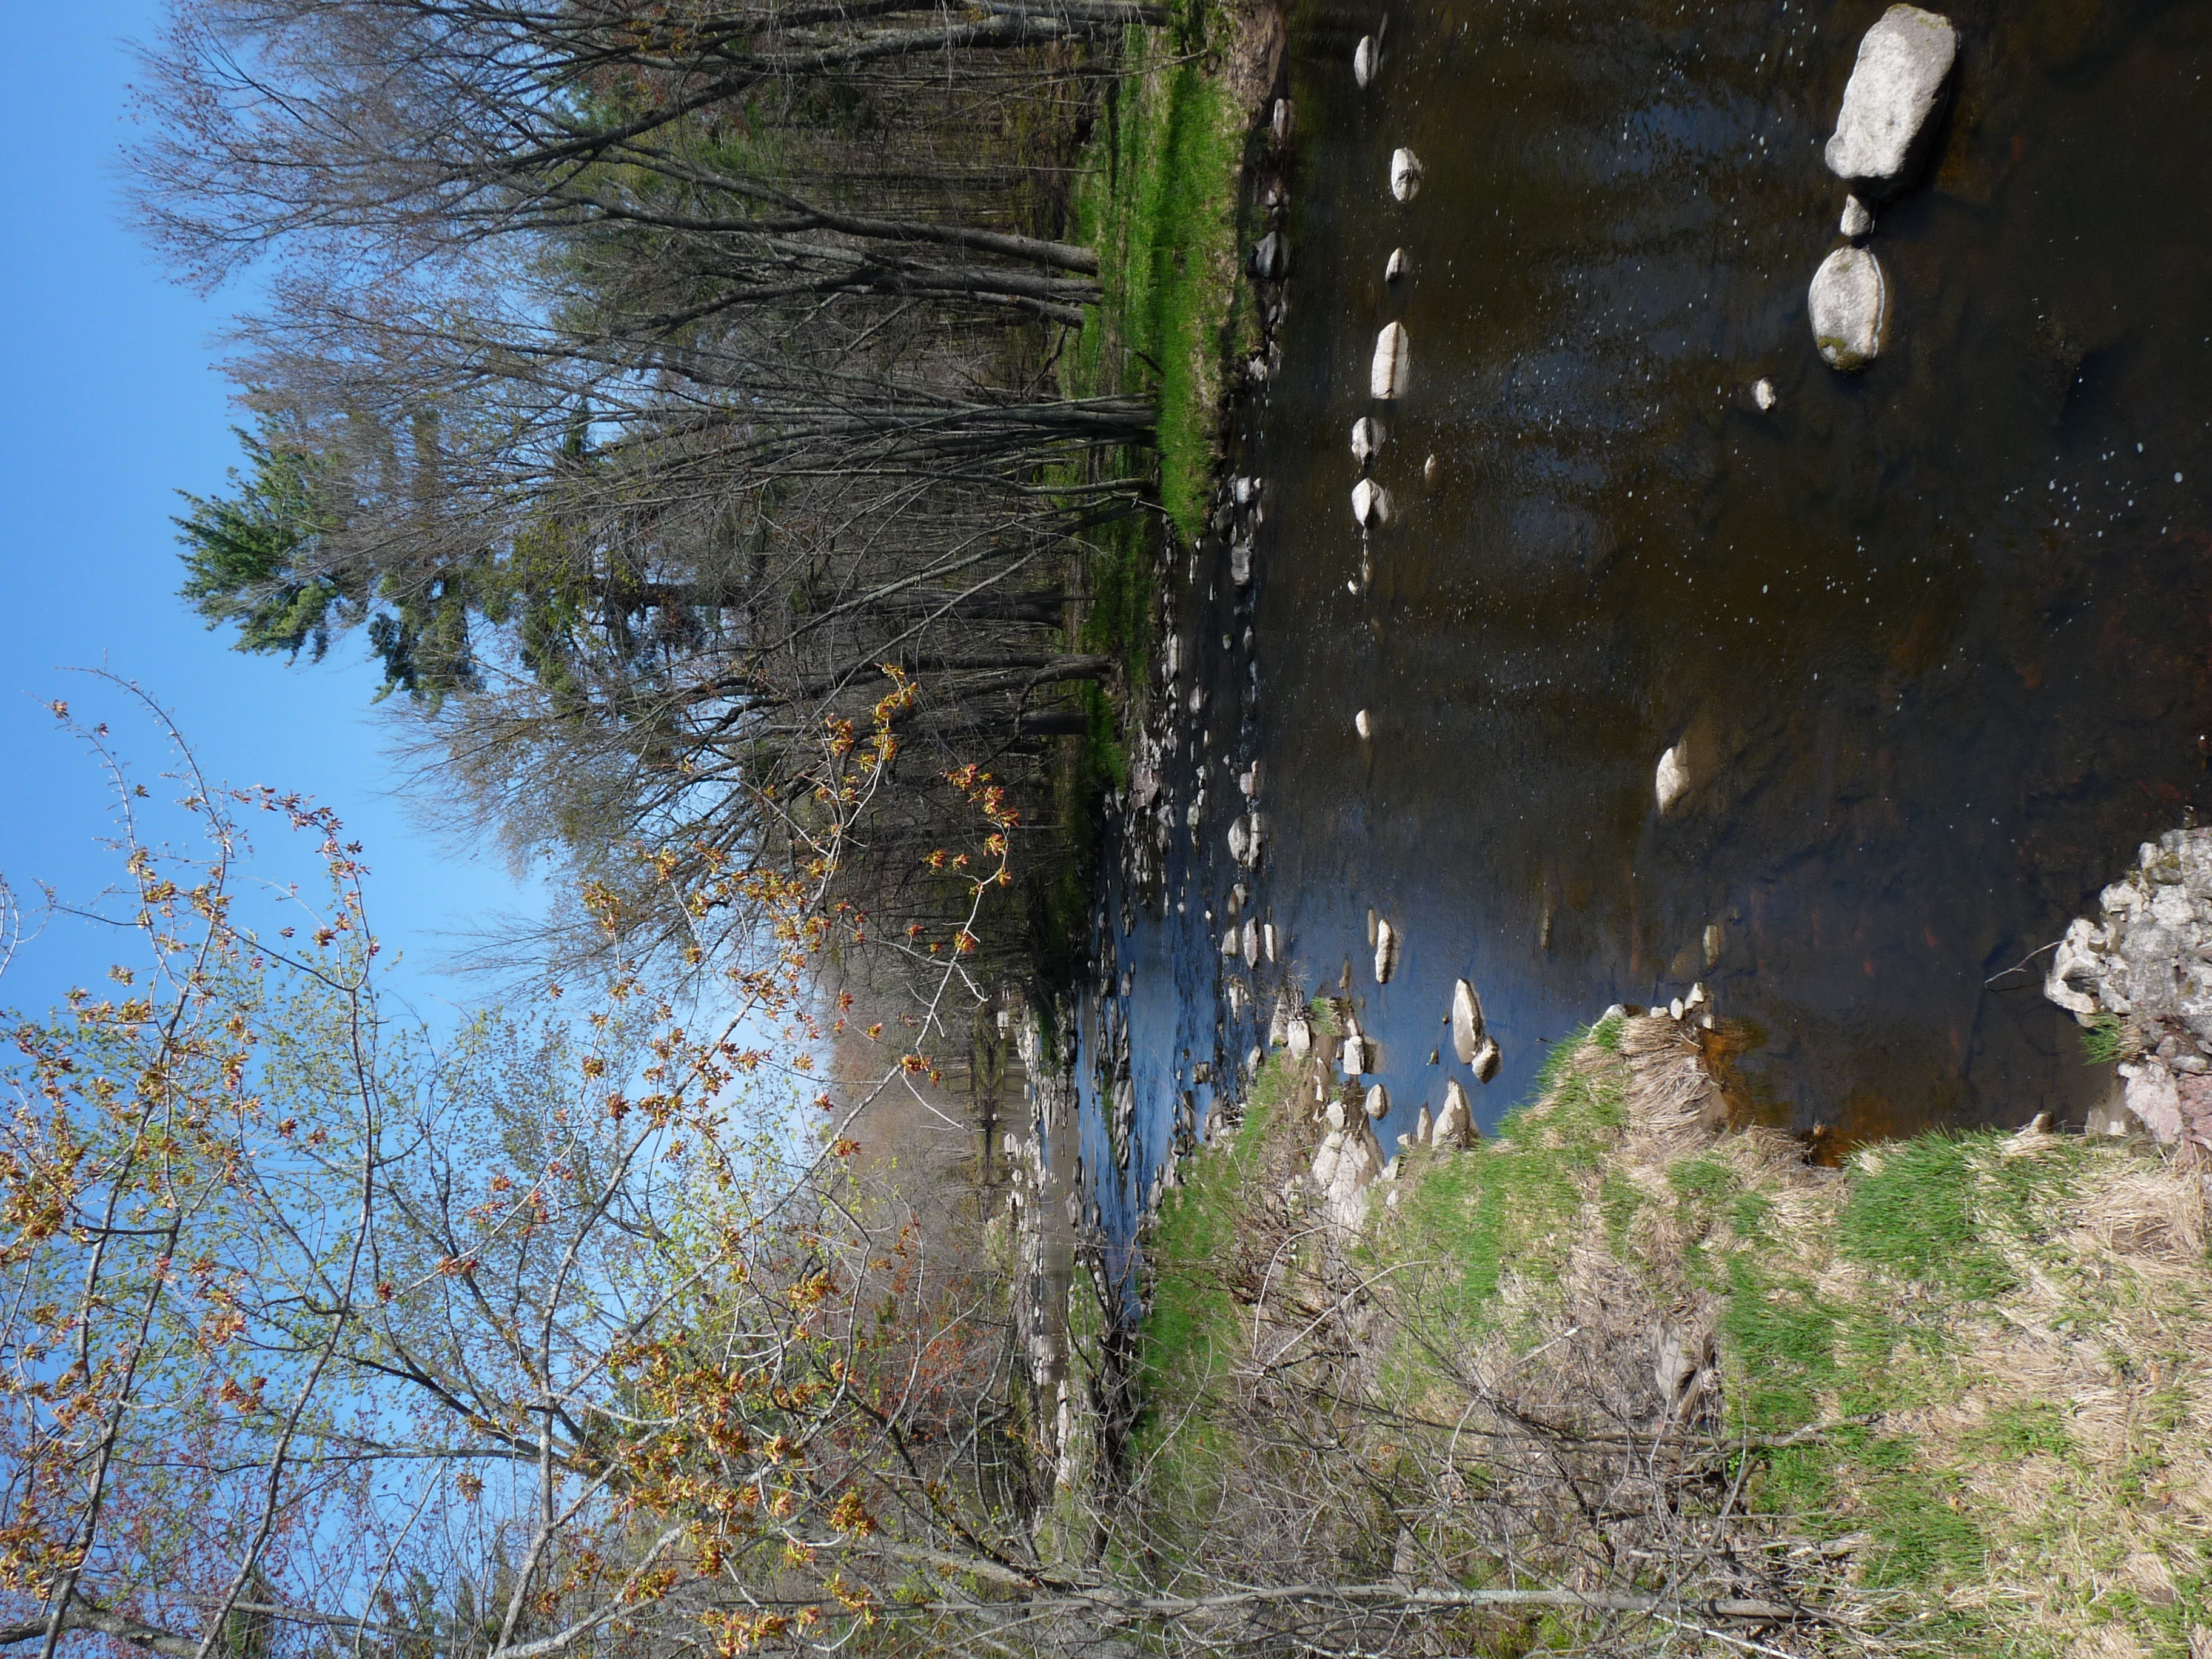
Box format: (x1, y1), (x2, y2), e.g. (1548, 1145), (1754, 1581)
(1061, 0), (2212, 1266)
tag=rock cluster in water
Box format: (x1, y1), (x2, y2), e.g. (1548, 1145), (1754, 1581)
(1806, 5), (1956, 372)
(2045, 828), (2212, 1155)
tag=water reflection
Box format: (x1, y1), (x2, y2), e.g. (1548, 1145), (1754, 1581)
(1070, 0), (2212, 1253)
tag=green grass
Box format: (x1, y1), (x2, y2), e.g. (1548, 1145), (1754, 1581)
(1064, 22), (1248, 547)
(1138, 1063), (1292, 1397)
(2080, 1010), (2130, 1065)
(1028, 10), (1250, 988)
(1375, 1022), (1626, 1330)
(1130, 1011), (2212, 1649)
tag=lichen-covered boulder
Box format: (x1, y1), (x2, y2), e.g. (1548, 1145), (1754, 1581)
(1824, 5), (1958, 195)
(1809, 246), (1889, 372)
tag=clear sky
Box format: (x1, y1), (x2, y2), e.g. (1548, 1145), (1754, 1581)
(0, 0), (540, 1022)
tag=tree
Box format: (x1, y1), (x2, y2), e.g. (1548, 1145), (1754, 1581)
(138, 0), (1152, 976)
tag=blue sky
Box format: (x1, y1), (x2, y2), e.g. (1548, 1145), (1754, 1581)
(0, 0), (539, 1021)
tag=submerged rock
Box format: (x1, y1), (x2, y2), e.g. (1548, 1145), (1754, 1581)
(1352, 477), (1392, 529)
(1389, 147), (1423, 202)
(1374, 917), (1399, 984)
(1809, 246), (1890, 372)
(1654, 742), (1692, 814)
(1229, 539), (1252, 586)
(1825, 5), (1958, 196)
(1353, 33), (1377, 87)
(1250, 229), (1289, 281)
(1451, 977), (1485, 1065)
(1370, 322), (1412, 400)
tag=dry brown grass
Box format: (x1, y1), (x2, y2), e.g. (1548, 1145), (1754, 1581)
(1138, 1010), (2212, 1654)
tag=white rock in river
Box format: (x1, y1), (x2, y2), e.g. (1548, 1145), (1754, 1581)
(1389, 147), (1423, 202)
(1364, 1082), (1389, 1120)
(1374, 917), (1399, 984)
(1471, 1034), (1502, 1083)
(1269, 994), (1291, 1048)
(1450, 977), (1484, 1065)
(1355, 708), (1372, 740)
(1840, 194), (1874, 240)
(1219, 927), (1239, 957)
(1809, 246), (1889, 372)
(1432, 1079), (1475, 1148)
(1655, 741), (1693, 813)
(1824, 5), (1959, 195)
(1353, 33), (1377, 87)
(1342, 1033), (1369, 1076)
(1352, 477), (1392, 529)
(1352, 415), (1382, 467)
(1229, 539), (1252, 586)
(1262, 922), (1278, 964)
(1414, 1105), (1433, 1145)
(1287, 1012), (1313, 1059)
(1753, 377), (1777, 412)
(1227, 817), (1251, 863)
(1384, 247), (1408, 283)
(1370, 322), (1411, 400)
(1242, 917), (1259, 967)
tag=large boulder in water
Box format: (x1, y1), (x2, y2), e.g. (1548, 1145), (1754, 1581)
(1389, 148), (1423, 203)
(1450, 978), (1485, 1065)
(1809, 247), (1889, 372)
(1824, 5), (1958, 197)
(1371, 323), (1411, 400)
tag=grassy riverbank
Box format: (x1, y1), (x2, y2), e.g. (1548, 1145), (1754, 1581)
(1033, 6), (1259, 973)
(1064, 21), (1249, 552)
(1130, 1017), (2212, 1655)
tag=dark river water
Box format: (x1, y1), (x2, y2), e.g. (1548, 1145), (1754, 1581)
(1068, 0), (2212, 1243)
